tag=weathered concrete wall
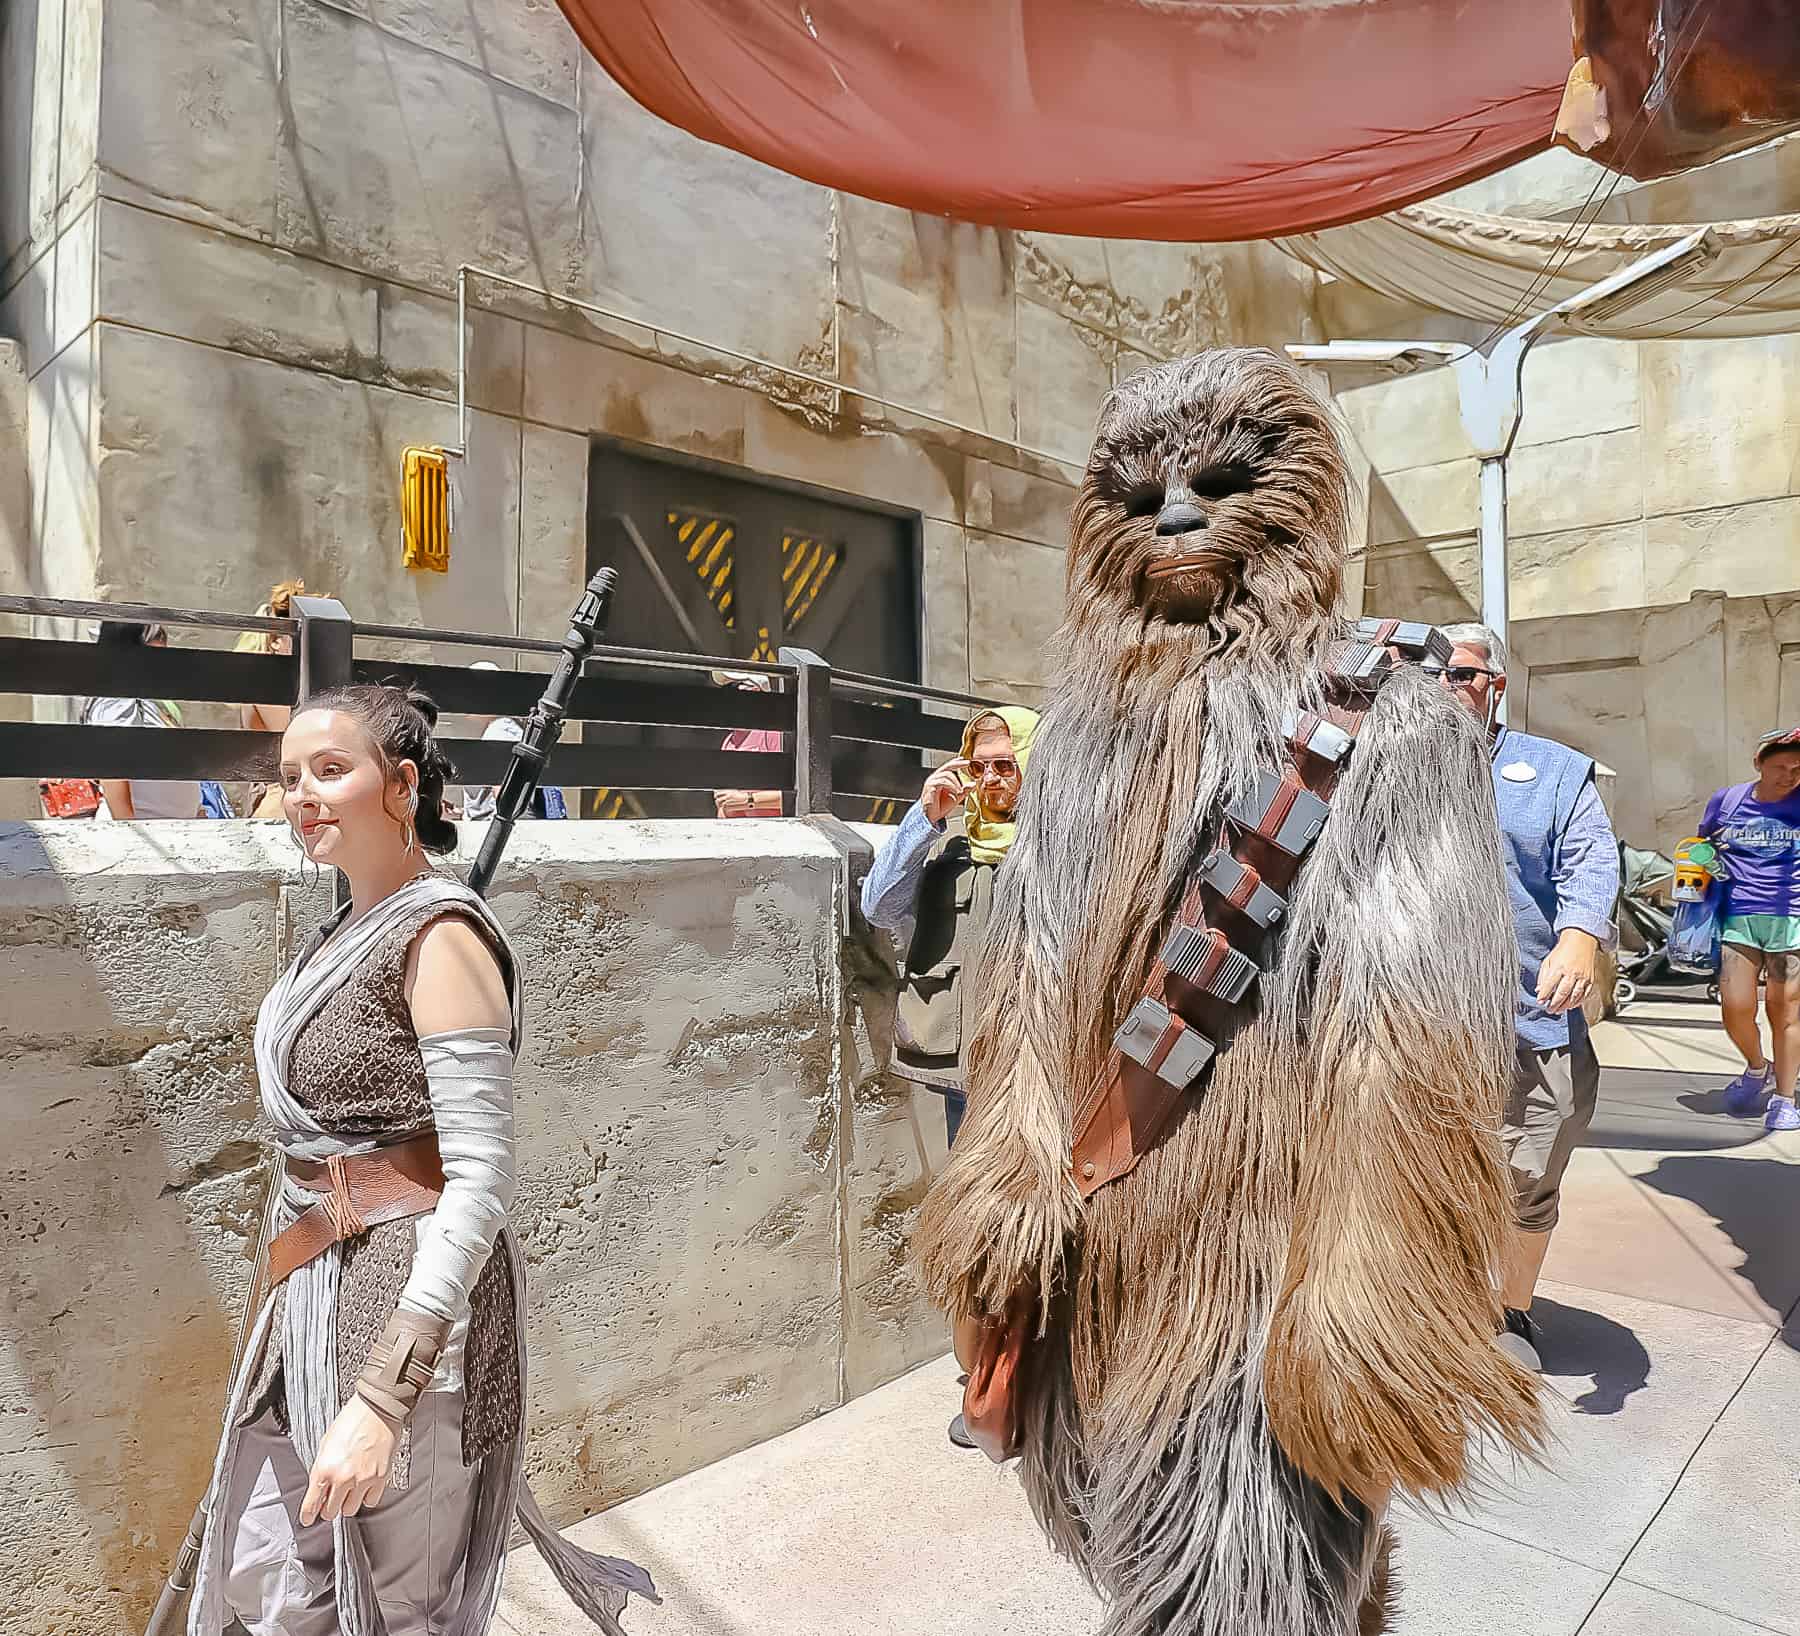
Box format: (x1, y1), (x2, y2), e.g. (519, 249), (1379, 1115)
(1509, 590), (1800, 855)
(0, 0), (1322, 710)
(0, 816), (943, 1634)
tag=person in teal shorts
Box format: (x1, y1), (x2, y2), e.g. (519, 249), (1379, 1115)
(1703, 727), (1800, 1129)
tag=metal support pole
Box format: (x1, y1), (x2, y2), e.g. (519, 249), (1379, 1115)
(291, 596), (355, 702)
(1477, 456), (1510, 646)
(778, 646), (834, 816)
(291, 596), (356, 909)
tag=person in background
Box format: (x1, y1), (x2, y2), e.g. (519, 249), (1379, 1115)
(84, 619), (204, 820)
(860, 704), (1039, 1449)
(458, 660), (567, 821)
(1437, 623), (1619, 1374)
(238, 579), (310, 819)
(712, 669), (784, 818)
(1705, 726), (1800, 1129)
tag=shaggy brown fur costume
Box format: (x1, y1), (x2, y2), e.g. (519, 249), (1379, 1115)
(914, 351), (1543, 1636)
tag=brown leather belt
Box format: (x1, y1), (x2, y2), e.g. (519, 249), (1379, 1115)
(266, 1132), (446, 1288)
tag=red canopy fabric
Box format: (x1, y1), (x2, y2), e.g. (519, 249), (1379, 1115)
(559, 0), (1573, 242)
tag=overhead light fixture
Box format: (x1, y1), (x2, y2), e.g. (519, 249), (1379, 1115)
(1284, 340), (1468, 378)
(1548, 227), (1717, 329)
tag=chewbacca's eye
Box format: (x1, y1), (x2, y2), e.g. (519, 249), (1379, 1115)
(1190, 464), (1256, 500)
(1122, 484), (1163, 519)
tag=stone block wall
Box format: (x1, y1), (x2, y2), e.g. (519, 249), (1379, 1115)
(0, 815), (940, 1634)
(0, 0), (1323, 727)
(1512, 590), (1800, 854)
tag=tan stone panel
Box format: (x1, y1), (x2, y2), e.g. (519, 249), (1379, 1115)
(0, 343), (28, 618)
(1336, 366), (1468, 476)
(0, 0), (37, 270)
(525, 325), (749, 467)
(1015, 298), (1114, 467)
(1114, 344), (1159, 388)
(1507, 426), (1643, 537)
(966, 528), (1065, 691)
(99, 0), (283, 241)
(1219, 241), (1324, 350)
(1511, 603), (1646, 670)
(311, 0), (578, 106)
(23, 0), (64, 252)
(517, 420), (588, 646)
(1645, 496), (1800, 606)
(58, 0), (99, 208)
(275, 0), (579, 293)
(1361, 537), (1479, 625)
(377, 282), (523, 416)
(27, 328), (97, 596)
(1091, 240), (1222, 355)
(1641, 593), (1729, 841)
(835, 195), (1016, 444)
(1510, 520), (1647, 621)
(1641, 331), (1800, 516)
(97, 198), (379, 377)
(49, 195), (94, 360)
(1722, 596), (1783, 769)
(92, 323), (525, 638)
(1515, 335), (1640, 450)
(1366, 457), (1479, 547)
(1523, 652), (1655, 846)
(922, 519), (969, 697)
(965, 457), (1074, 550)
(0, 242), (51, 374)
(575, 61), (832, 371)
(741, 392), (962, 525)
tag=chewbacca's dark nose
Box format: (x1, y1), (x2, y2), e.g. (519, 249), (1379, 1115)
(1154, 499), (1206, 537)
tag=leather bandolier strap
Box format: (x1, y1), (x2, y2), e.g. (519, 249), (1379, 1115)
(1069, 618), (1451, 1199)
(265, 1131), (447, 1287)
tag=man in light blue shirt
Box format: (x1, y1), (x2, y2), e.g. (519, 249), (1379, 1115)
(1439, 624), (1620, 1373)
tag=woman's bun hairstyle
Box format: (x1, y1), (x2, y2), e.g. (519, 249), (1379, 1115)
(299, 681), (459, 854)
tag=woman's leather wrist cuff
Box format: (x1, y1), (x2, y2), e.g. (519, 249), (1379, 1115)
(354, 1308), (449, 1427)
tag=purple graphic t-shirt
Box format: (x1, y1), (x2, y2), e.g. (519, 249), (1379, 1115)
(1701, 782), (1800, 917)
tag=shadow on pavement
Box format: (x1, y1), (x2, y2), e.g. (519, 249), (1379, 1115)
(1531, 1295), (1651, 1415)
(1637, 1155), (1800, 1344)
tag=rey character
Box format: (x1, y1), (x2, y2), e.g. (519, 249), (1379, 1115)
(186, 682), (653, 1636)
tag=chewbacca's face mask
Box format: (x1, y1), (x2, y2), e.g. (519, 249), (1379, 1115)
(1069, 351), (1347, 629)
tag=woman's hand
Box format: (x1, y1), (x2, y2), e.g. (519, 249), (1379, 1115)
(300, 1396), (397, 1524)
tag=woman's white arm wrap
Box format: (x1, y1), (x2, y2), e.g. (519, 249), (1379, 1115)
(398, 1025), (517, 1326)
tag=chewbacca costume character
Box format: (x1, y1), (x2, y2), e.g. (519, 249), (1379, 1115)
(914, 351), (1544, 1636)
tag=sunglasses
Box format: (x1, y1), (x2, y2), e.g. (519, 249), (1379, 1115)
(968, 756), (1020, 779)
(1431, 665), (1496, 686)
(1757, 728), (1800, 747)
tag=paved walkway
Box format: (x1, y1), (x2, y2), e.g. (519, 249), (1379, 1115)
(501, 992), (1800, 1635)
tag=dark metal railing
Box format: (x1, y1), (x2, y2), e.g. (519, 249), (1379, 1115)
(0, 595), (999, 820)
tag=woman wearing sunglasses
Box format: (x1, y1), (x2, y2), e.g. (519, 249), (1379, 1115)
(860, 704), (1038, 1445)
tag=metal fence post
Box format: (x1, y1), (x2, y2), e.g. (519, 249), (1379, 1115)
(292, 596), (354, 703)
(291, 596), (355, 910)
(778, 646), (833, 816)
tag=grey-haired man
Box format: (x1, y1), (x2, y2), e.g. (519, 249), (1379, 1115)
(1438, 623), (1620, 1372)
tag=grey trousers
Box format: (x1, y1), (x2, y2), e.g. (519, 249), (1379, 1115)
(221, 1390), (480, 1636)
(1503, 1033), (1601, 1234)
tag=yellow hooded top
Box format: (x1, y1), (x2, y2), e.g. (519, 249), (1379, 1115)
(960, 705), (1040, 865)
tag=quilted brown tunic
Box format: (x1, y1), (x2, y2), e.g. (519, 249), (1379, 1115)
(251, 900), (522, 1485)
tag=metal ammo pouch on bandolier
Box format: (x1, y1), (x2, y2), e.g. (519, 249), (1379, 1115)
(1069, 618), (1451, 1197)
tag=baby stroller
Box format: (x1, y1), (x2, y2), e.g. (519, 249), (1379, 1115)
(1613, 841), (1678, 1011)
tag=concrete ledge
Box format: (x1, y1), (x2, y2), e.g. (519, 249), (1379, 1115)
(0, 816), (943, 1634)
